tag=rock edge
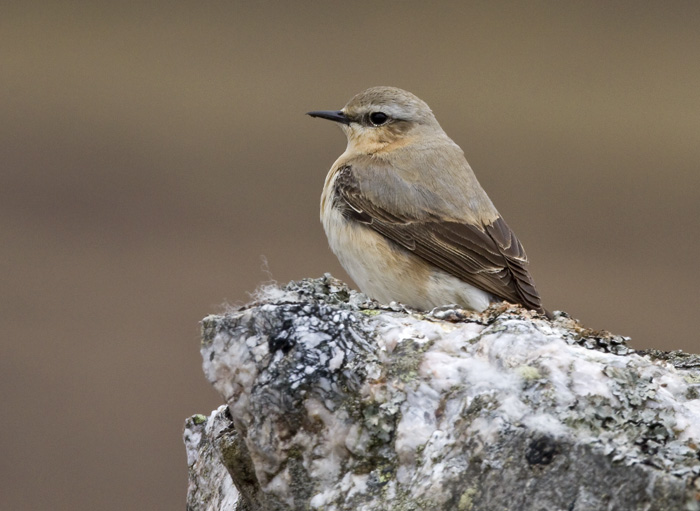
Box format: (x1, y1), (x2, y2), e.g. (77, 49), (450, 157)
(185, 275), (700, 511)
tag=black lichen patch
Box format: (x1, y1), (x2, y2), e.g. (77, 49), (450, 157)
(248, 302), (378, 442)
(267, 318), (297, 354)
(526, 435), (560, 466)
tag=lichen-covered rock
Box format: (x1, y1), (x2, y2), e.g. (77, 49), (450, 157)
(184, 408), (240, 511)
(185, 274), (700, 510)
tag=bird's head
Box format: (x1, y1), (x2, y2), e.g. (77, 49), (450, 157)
(308, 86), (443, 154)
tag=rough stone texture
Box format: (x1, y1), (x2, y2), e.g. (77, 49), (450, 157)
(185, 274), (700, 511)
(184, 408), (240, 511)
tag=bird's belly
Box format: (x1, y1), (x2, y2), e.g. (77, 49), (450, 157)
(322, 206), (493, 311)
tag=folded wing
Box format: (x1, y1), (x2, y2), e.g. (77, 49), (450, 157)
(334, 164), (544, 312)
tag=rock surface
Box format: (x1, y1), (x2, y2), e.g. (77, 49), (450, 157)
(184, 275), (700, 511)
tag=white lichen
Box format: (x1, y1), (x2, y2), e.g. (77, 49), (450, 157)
(189, 275), (700, 511)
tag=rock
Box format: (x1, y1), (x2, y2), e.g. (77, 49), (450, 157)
(184, 408), (240, 511)
(184, 274), (700, 510)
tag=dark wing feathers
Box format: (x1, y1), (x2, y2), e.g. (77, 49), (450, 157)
(335, 165), (544, 312)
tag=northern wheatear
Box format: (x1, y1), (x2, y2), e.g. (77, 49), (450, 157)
(308, 86), (545, 314)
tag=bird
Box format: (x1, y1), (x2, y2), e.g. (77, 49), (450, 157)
(307, 86), (545, 315)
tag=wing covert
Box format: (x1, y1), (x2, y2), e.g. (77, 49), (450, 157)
(334, 164), (544, 312)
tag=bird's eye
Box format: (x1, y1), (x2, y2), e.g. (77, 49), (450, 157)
(369, 112), (389, 126)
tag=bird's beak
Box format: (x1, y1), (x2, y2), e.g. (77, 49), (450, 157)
(306, 110), (351, 125)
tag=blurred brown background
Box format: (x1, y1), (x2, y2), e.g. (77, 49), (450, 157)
(2, 2), (698, 510)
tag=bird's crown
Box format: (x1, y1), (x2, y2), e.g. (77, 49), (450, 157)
(342, 86), (438, 128)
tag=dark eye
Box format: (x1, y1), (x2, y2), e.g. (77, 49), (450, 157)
(369, 112), (389, 126)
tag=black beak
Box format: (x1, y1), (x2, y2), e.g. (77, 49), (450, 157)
(306, 110), (351, 125)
